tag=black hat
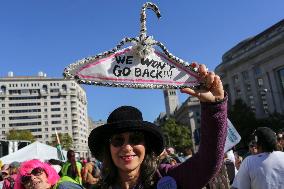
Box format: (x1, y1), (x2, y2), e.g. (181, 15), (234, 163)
(254, 127), (277, 151)
(88, 106), (165, 161)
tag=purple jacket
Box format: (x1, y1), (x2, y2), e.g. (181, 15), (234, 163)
(158, 97), (228, 189)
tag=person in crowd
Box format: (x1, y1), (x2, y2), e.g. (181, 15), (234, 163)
(159, 147), (180, 165)
(243, 140), (258, 159)
(14, 159), (84, 189)
(232, 127), (284, 189)
(205, 150), (236, 189)
(0, 164), (10, 181)
(183, 146), (194, 161)
(277, 132), (283, 151)
(14, 159), (60, 189)
(2, 161), (21, 189)
(61, 150), (83, 185)
(88, 64), (228, 189)
(233, 152), (243, 170)
(82, 160), (101, 189)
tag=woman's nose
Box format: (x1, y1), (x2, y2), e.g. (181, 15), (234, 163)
(30, 175), (37, 180)
(121, 143), (133, 151)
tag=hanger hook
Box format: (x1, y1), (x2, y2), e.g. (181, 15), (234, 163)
(139, 2), (161, 41)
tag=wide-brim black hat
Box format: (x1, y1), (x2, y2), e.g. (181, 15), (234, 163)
(88, 106), (165, 161)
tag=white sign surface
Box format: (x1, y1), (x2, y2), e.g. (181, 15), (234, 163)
(224, 119), (241, 152)
(65, 46), (200, 89)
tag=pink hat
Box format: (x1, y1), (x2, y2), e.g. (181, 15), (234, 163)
(14, 159), (60, 189)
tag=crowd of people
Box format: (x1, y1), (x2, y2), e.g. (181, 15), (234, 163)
(0, 64), (283, 189)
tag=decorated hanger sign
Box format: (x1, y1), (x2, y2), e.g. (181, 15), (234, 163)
(63, 2), (201, 89)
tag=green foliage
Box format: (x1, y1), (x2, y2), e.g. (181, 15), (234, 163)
(6, 129), (35, 142)
(160, 117), (192, 152)
(229, 98), (284, 150)
(258, 112), (284, 132)
(48, 133), (73, 150)
(228, 98), (258, 147)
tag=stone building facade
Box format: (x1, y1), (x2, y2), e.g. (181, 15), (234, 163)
(0, 72), (89, 157)
(215, 19), (284, 118)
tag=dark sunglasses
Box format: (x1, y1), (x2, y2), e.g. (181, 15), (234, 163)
(21, 167), (46, 184)
(109, 132), (145, 147)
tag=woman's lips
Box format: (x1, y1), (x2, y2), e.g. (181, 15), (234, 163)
(121, 155), (135, 162)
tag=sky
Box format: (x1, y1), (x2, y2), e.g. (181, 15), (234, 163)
(0, 1), (284, 122)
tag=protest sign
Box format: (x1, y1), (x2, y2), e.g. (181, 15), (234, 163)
(224, 119), (241, 152)
(64, 2), (201, 89)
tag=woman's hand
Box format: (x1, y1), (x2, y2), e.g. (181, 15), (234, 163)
(180, 64), (224, 103)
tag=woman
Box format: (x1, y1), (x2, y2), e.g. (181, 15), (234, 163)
(61, 150), (82, 185)
(14, 159), (60, 189)
(88, 64), (228, 189)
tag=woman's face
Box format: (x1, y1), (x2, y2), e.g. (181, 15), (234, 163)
(22, 168), (51, 189)
(109, 132), (146, 174)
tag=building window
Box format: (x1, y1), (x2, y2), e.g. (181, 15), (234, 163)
(235, 87), (241, 96)
(242, 71), (249, 80)
(257, 78), (264, 87)
(232, 74), (239, 84)
(254, 66), (261, 75)
(45, 128), (48, 131)
(2, 131), (5, 135)
(51, 108), (61, 111)
(246, 83), (251, 91)
(51, 102), (60, 105)
(52, 121), (61, 124)
(279, 68), (284, 90)
(2, 124), (5, 128)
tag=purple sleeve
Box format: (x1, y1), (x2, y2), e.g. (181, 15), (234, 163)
(159, 96), (228, 189)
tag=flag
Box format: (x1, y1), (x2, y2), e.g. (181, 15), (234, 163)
(55, 129), (65, 161)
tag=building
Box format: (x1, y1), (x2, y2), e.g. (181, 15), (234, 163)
(174, 96), (201, 152)
(156, 89), (201, 151)
(163, 89), (179, 117)
(0, 72), (89, 157)
(215, 19), (284, 118)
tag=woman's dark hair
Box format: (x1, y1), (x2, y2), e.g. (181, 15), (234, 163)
(67, 150), (80, 179)
(97, 134), (159, 189)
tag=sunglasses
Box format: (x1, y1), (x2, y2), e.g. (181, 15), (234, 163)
(109, 132), (145, 147)
(21, 167), (46, 185)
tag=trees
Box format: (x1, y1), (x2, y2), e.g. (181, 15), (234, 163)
(229, 98), (284, 149)
(160, 117), (192, 152)
(258, 112), (284, 132)
(48, 133), (73, 150)
(228, 99), (258, 148)
(6, 129), (35, 142)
